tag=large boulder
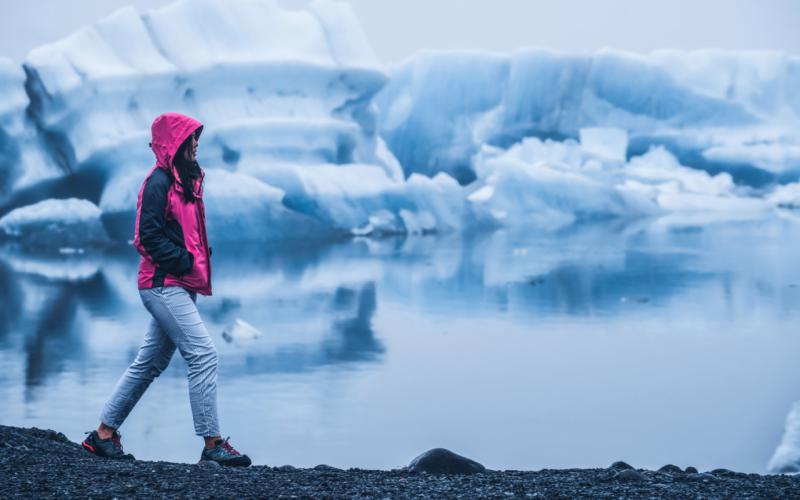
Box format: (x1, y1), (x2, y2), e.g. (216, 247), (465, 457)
(406, 448), (486, 475)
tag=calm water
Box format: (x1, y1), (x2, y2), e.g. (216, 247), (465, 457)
(2, 216), (800, 472)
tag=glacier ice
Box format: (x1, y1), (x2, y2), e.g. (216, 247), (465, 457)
(768, 401), (800, 473)
(579, 127), (628, 163)
(255, 162), (466, 235)
(0, 198), (109, 249)
(0, 0), (797, 247)
(466, 137), (771, 230)
(376, 48), (800, 186)
(22, 0), (389, 177)
(768, 182), (800, 209)
(0, 58), (61, 200)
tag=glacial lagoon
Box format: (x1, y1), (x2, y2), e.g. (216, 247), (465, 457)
(2, 216), (800, 473)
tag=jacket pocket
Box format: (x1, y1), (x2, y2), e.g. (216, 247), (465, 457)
(162, 219), (193, 276)
(165, 219), (186, 248)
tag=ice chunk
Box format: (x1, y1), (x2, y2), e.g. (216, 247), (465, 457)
(256, 162), (466, 235)
(202, 169), (333, 242)
(768, 401), (800, 473)
(469, 143), (631, 229)
(0, 198), (109, 249)
(579, 127), (628, 163)
(468, 137), (771, 230)
(222, 318), (263, 343)
(768, 182), (800, 209)
(702, 142), (800, 174)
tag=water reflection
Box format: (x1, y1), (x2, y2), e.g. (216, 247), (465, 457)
(1, 218), (797, 387)
(1, 217), (800, 471)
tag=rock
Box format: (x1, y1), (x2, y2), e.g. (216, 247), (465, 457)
(275, 465), (297, 472)
(687, 472), (717, 482)
(313, 464), (342, 472)
(609, 461), (634, 470)
(407, 448), (486, 475)
(658, 464), (683, 474)
(198, 460), (221, 468)
(617, 469), (646, 482)
(685, 466), (698, 474)
(597, 470), (618, 482)
(710, 468), (735, 477)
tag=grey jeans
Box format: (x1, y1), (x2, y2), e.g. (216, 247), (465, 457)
(100, 286), (220, 437)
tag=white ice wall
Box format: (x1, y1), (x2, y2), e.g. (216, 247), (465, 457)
(377, 49), (800, 185)
(22, 0), (391, 178)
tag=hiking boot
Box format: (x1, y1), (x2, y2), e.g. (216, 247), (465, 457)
(82, 430), (135, 460)
(199, 437), (251, 467)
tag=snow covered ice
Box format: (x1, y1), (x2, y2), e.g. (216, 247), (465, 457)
(0, 0), (798, 247)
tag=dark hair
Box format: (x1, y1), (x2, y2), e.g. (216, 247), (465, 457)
(173, 134), (201, 203)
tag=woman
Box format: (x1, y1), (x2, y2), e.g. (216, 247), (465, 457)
(82, 112), (250, 467)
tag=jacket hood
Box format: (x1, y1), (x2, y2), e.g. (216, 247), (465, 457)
(150, 112), (204, 195)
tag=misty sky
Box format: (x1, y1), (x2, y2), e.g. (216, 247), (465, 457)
(0, 0), (797, 63)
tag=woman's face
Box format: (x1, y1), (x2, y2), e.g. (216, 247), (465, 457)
(184, 133), (198, 162)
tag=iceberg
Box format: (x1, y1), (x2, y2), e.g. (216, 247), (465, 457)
(0, 0), (795, 246)
(467, 136), (772, 230)
(376, 49), (800, 186)
(22, 0), (390, 178)
(768, 401), (800, 473)
(0, 198), (109, 249)
(261, 162), (466, 235)
(99, 167), (334, 242)
(13, 0), (466, 241)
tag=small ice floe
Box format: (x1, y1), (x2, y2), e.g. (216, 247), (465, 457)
(58, 247), (85, 255)
(221, 318), (262, 343)
(620, 296), (650, 304)
(768, 401), (800, 473)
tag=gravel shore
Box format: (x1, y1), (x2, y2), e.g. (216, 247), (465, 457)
(3, 425), (799, 499)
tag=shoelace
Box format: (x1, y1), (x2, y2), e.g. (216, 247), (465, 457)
(220, 437), (241, 456)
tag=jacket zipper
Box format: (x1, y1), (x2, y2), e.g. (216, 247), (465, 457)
(197, 199), (212, 292)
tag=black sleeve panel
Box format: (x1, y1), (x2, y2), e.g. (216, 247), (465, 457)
(138, 169), (194, 276)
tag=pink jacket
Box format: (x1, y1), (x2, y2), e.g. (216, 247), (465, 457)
(134, 113), (212, 296)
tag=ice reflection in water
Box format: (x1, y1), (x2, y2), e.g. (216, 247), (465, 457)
(1, 218), (800, 472)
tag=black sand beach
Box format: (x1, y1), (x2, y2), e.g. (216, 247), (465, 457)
(3, 425), (799, 499)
